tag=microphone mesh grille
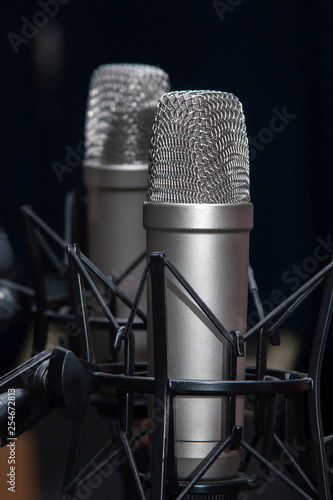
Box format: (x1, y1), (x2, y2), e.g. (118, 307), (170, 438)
(84, 64), (170, 165)
(148, 91), (250, 204)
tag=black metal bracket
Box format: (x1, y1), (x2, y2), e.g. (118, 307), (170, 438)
(2, 206), (333, 499)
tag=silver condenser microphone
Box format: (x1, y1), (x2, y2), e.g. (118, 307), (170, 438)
(144, 90), (253, 480)
(83, 63), (170, 361)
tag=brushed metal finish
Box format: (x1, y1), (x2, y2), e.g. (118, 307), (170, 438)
(144, 202), (253, 479)
(83, 63), (170, 363)
(85, 163), (147, 312)
(84, 163), (147, 361)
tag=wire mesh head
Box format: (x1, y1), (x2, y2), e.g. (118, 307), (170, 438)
(148, 90), (250, 204)
(84, 63), (170, 165)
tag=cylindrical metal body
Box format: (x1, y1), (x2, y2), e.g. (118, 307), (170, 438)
(84, 162), (147, 360)
(144, 202), (253, 480)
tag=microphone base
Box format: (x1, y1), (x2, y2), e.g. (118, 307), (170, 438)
(143, 472), (253, 499)
(172, 491), (242, 499)
(179, 495), (238, 500)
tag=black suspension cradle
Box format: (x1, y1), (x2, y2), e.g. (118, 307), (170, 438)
(0, 197), (333, 499)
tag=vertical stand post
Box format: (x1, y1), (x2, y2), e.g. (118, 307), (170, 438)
(307, 265), (333, 500)
(150, 253), (169, 500)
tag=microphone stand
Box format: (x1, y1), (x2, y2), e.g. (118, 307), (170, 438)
(0, 204), (332, 500)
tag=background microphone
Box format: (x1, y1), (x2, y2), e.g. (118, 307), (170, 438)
(144, 90), (253, 480)
(83, 63), (170, 361)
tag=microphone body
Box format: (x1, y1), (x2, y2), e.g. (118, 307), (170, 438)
(84, 163), (147, 359)
(84, 162), (148, 311)
(144, 203), (252, 479)
(83, 64), (170, 361)
(144, 90), (252, 480)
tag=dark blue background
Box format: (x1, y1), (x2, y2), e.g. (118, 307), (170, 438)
(1, 0), (333, 411)
(1, 1), (332, 313)
(0, 1), (333, 497)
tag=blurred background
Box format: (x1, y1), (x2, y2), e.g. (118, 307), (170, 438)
(0, 1), (333, 498)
